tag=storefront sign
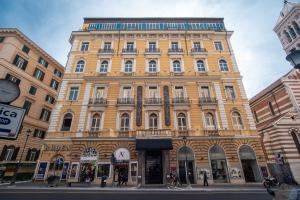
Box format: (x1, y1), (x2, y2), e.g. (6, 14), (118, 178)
(114, 148), (130, 161)
(44, 144), (71, 151)
(35, 162), (48, 179)
(0, 103), (25, 139)
(61, 162), (70, 180)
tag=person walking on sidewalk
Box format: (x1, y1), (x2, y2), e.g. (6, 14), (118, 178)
(203, 171), (208, 186)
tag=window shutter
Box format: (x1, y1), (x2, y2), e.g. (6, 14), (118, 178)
(41, 131), (46, 139)
(40, 72), (45, 81)
(12, 147), (20, 161)
(51, 97), (55, 104)
(40, 109), (45, 120)
(13, 55), (19, 65)
(35, 150), (40, 161)
(46, 111), (51, 121)
(22, 60), (28, 70)
(0, 145), (7, 161)
(33, 129), (38, 137)
(45, 62), (48, 68)
(25, 148), (31, 161)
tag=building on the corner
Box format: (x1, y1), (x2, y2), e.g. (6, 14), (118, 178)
(249, 1), (300, 183)
(35, 17), (267, 186)
(0, 28), (64, 181)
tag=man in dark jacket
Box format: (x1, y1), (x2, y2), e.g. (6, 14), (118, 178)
(203, 171), (208, 186)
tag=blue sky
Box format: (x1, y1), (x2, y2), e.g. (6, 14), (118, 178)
(0, 0), (298, 98)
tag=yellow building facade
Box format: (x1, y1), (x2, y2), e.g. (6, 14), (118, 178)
(35, 18), (267, 185)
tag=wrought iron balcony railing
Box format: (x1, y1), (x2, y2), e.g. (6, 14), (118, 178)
(172, 97), (190, 105)
(199, 97), (217, 105)
(168, 48), (184, 53)
(144, 98), (162, 105)
(122, 48), (137, 54)
(117, 98), (134, 105)
(191, 48), (207, 53)
(145, 48), (161, 54)
(98, 48), (114, 54)
(136, 129), (173, 138)
(89, 98), (108, 106)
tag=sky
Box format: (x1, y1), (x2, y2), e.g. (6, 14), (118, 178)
(0, 0), (298, 98)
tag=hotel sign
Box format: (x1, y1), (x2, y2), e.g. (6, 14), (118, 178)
(0, 103), (25, 139)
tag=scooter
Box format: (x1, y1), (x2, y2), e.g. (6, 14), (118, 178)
(263, 176), (280, 188)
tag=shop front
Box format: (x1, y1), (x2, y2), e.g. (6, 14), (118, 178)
(209, 145), (229, 183)
(177, 146), (195, 184)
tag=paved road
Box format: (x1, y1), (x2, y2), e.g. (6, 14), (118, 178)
(0, 189), (272, 200)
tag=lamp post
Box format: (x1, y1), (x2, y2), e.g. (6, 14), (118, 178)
(182, 136), (191, 188)
(10, 129), (31, 186)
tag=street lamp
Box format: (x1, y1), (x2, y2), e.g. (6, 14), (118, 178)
(9, 129), (31, 186)
(182, 136), (191, 188)
(286, 50), (300, 69)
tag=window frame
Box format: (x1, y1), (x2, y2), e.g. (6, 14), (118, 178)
(120, 113), (130, 131)
(75, 60), (85, 73)
(214, 41), (223, 51)
(68, 86), (79, 101)
(61, 113), (73, 132)
(80, 41), (90, 52)
(219, 59), (229, 72)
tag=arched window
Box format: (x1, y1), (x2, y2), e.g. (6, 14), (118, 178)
(219, 59), (228, 71)
(61, 113), (73, 131)
(284, 30), (292, 43)
(149, 113), (158, 129)
(120, 113), (130, 131)
(205, 112), (216, 129)
(289, 26), (297, 39)
(91, 113), (101, 131)
(124, 60), (133, 73)
(149, 60), (157, 73)
(232, 111), (244, 129)
(177, 113), (187, 130)
(75, 60), (85, 72)
(292, 21), (300, 35)
(100, 61), (108, 73)
(209, 145), (229, 182)
(197, 60), (205, 72)
(173, 60), (181, 72)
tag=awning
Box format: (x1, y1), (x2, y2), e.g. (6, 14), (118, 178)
(136, 139), (173, 150)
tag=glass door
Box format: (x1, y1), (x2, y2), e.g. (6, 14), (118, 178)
(145, 151), (163, 184)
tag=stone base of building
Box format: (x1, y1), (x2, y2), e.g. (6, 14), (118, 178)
(0, 162), (36, 182)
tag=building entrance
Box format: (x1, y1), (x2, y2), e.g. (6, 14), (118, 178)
(239, 145), (261, 182)
(145, 151), (163, 184)
(178, 146), (195, 184)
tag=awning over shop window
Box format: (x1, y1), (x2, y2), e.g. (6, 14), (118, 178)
(136, 139), (173, 150)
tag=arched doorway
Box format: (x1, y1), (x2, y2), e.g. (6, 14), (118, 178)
(79, 147), (97, 183)
(239, 145), (261, 182)
(209, 145), (229, 183)
(178, 146), (195, 184)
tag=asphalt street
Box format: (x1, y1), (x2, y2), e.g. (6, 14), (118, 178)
(0, 189), (272, 200)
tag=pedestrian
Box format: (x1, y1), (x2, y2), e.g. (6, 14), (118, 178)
(118, 170), (123, 187)
(203, 171), (208, 186)
(121, 171), (128, 186)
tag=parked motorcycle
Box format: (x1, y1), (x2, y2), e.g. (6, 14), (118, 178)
(263, 176), (280, 188)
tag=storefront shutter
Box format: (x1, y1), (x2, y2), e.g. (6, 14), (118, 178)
(0, 145), (7, 161)
(12, 147), (20, 161)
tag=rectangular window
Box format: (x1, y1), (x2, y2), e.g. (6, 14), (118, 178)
(4, 149), (14, 161)
(126, 42), (134, 50)
(54, 69), (62, 78)
(38, 57), (48, 68)
(97, 163), (111, 178)
(34, 129), (46, 138)
(22, 45), (30, 54)
(40, 108), (51, 121)
(95, 87), (105, 99)
(13, 55), (28, 70)
(45, 95), (55, 104)
(225, 86), (236, 99)
(193, 42), (201, 49)
(103, 42), (111, 50)
(268, 102), (276, 116)
(122, 87), (132, 98)
(149, 42), (156, 50)
(5, 74), (21, 85)
(29, 86), (37, 95)
(29, 151), (37, 161)
(148, 86), (158, 98)
(214, 41), (223, 51)
(171, 42), (179, 49)
(0, 36), (5, 43)
(50, 79), (59, 90)
(22, 100), (32, 115)
(68, 87), (79, 101)
(81, 42), (89, 51)
(200, 86), (210, 98)
(33, 68), (45, 81)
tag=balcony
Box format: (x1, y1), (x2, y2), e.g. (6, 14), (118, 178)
(144, 48), (161, 55)
(121, 48), (137, 55)
(88, 98), (107, 106)
(204, 129), (219, 136)
(144, 98), (162, 105)
(117, 98), (135, 106)
(199, 97), (217, 105)
(98, 48), (114, 55)
(168, 48), (184, 55)
(136, 129), (173, 139)
(83, 130), (102, 138)
(191, 48), (207, 55)
(172, 97), (190, 106)
(177, 129), (189, 137)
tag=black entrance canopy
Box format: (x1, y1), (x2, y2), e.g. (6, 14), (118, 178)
(136, 139), (173, 150)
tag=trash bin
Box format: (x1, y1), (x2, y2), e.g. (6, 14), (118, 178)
(101, 175), (107, 187)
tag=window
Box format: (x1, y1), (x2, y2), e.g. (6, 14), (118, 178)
(200, 86), (210, 98)
(38, 57), (48, 68)
(4, 148), (15, 161)
(232, 111), (244, 129)
(33, 68), (45, 81)
(22, 45), (30, 54)
(50, 79), (59, 90)
(205, 112), (216, 128)
(149, 42), (156, 50)
(75, 60), (85, 72)
(0, 36), (5, 43)
(149, 86), (158, 98)
(268, 102), (275, 116)
(219, 59), (228, 71)
(284, 30), (292, 43)
(5, 74), (20, 85)
(91, 113), (101, 131)
(171, 42), (179, 50)
(126, 42), (134, 50)
(13, 55), (28, 70)
(33, 129), (46, 138)
(225, 86), (236, 99)
(95, 87), (105, 99)
(122, 87), (132, 98)
(148, 60), (157, 72)
(103, 42), (112, 50)
(22, 100), (32, 115)
(214, 41), (223, 51)
(61, 113), (73, 131)
(100, 61), (108, 73)
(149, 113), (158, 129)
(174, 86), (184, 98)
(29, 86), (37, 95)
(289, 27), (297, 39)
(81, 42), (89, 52)
(54, 69), (63, 78)
(120, 113), (130, 131)
(45, 95), (55, 104)
(193, 42), (201, 49)
(177, 113), (187, 130)
(29, 151), (37, 161)
(173, 60), (181, 72)
(253, 111), (259, 123)
(68, 87), (79, 101)
(292, 21), (300, 35)
(40, 108), (51, 122)
(197, 60), (205, 72)
(124, 60), (133, 73)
